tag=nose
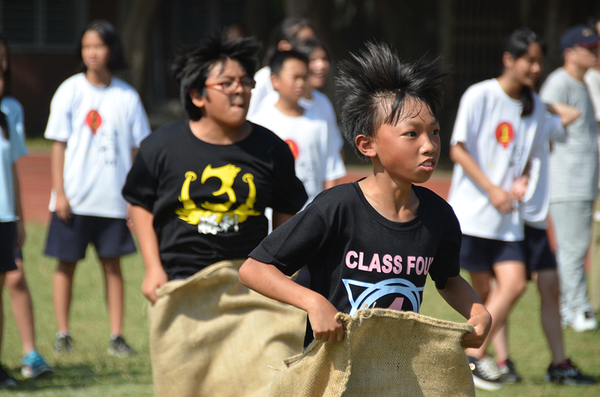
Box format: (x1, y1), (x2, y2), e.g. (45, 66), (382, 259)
(421, 133), (438, 155)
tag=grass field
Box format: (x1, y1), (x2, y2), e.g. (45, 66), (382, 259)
(1, 222), (599, 396)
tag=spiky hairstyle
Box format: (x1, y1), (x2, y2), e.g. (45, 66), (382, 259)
(336, 42), (450, 161)
(171, 34), (260, 120)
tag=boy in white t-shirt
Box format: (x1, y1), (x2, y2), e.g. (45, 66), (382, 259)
(43, 21), (151, 357)
(249, 50), (345, 205)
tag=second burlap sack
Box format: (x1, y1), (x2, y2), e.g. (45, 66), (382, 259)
(270, 309), (476, 397)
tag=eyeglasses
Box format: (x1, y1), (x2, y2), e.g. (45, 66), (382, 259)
(205, 79), (256, 94)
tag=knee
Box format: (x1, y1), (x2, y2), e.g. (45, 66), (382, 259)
(5, 269), (27, 292)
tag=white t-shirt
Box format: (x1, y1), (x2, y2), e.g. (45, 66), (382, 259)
(448, 79), (546, 241)
(0, 96), (28, 222)
(44, 73), (151, 218)
(249, 106), (346, 205)
(247, 66), (274, 120)
(522, 113), (564, 230)
(584, 68), (600, 122)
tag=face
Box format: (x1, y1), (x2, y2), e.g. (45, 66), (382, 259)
(569, 45), (598, 71)
(193, 58), (251, 127)
(81, 30), (110, 73)
(307, 47), (330, 90)
(295, 26), (316, 41)
(0, 43), (8, 74)
(365, 101), (440, 185)
(506, 42), (544, 88)
(272, 58), (307, 104)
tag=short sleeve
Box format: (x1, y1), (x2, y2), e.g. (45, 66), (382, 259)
(122, 147), (158, 211)
(540, 76), (568, 105)
(44, 80), (73, 142)
(270, 144), (308, 214)
(428, 208), (462, 290)
(2, 98), (28, 163)
(249, 202), (331, 276)
(451, 85), (482, 147)
(129, 94), (152, 148)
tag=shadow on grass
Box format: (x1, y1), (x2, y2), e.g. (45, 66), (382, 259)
(7, 363), (150, 392)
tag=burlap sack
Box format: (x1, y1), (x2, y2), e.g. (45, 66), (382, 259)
(270, 309), (476, 397)
(148, 259), (306, 397)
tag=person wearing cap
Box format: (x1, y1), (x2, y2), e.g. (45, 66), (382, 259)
(540, 24), (600, 332)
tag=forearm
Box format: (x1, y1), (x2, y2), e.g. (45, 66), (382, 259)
(50, 141), (67, 196)
(449, 143), (495, 194)
(129, 205), (163, 274)
(546, 102), (580, 127)
(437, 275), (486, 320)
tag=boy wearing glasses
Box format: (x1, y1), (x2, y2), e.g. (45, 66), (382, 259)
(540, 25), (600, 332)
(250, 50), (345, 205)
(122, 35), (307, 396)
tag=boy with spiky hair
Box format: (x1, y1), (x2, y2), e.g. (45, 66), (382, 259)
(123, 35), (307, 397)
(239, 42), (491, 348)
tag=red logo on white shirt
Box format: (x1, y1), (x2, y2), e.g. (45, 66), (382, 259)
(495, 122), (514, 149)
(285, 139), (299, 159)
(85, 110), (102, 135)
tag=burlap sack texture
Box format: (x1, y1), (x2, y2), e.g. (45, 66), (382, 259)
(270, 309), (476, 397)
(148, 259), (306, 397)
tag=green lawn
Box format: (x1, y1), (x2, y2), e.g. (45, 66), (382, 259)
(1, 222), (599, 396)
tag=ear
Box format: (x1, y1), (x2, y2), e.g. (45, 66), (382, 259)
(501, 51), (513, 70)
(277, 40), (292, 52)
(356, 134), (376, 158)
(270, 74), (279, 92)
(189, 88), (206, 109)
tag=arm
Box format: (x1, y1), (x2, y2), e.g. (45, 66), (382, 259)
(239, 258), (344, 343)
(449, 142), (513, 213)
(129, 205), (168, 303)
(437, 275), (492, 348)
(12, 164), (25, 249)
(50, 140), (71, 221)
(272, 211), (294, 229)
(546, 103), (580, 127)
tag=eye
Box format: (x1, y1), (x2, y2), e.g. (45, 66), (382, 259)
(405, 131), (417, 137)
(431, 129), (440, 136)
(221, 81), (233, 89)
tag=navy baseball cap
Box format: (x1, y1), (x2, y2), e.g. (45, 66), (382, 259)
(561, 24), (600, 52)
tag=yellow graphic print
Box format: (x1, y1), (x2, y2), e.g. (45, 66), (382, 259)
(175, 164), (260, 235)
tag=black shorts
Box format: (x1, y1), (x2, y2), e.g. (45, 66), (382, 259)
(524, 225), (556, 273)
(460, 234), (526, 273)
(0, 222), (18, 272)
(44, 213), (136, 263)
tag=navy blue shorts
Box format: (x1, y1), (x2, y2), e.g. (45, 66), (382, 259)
(460, 234), (526, 273)
(0, 222), (18, 272)
(524, 225), (556, 273)
(44, 213), (136, 263)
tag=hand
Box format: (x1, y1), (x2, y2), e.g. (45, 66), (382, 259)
(488, 186), (514, 213)
(55, 193), (72, 222)
(306, 295), (344, 343)
(14, 220), (25, 250)
(126, 203), (134, 230)
(142, 267), (168, 304)
(511, 176), (529, 201)
(461, 308), (492, 349)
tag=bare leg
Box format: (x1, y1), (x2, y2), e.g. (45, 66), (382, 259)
(466, 261), (526, 359)
(53, 261), (77, 334)
(536, 269), (566, 365)
(101, 257), (124, 336)
(5, 258), (35, 354)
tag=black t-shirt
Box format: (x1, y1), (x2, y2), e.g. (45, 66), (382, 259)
(123, 120), (307, 279)
(250, 181), (461, 344)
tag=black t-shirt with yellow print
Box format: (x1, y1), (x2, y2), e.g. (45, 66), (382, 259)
(123, 120), (307, 280)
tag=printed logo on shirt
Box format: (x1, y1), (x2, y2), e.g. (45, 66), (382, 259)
(285, 139), (300, 159)
(85, 110), (102, 135)
(343, 278), (424, 315)
(495, 121), (514, 148)
(175, 164), (260, 235)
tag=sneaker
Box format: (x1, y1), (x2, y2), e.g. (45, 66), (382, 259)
(498, 358), (522, 384)
(0, 365), (17, 389)
(546, 359), (597, 385)
(108, 336), (136, 358)
(567, 311), (598, 333)
(468, 356), (503, 391)
(54, 333), (73, 353)
(21, 350), (54, 379)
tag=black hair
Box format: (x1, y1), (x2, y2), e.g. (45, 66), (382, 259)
(171, 34), (260, 121)
(262, 17), (315, 66)
(77, 20), (127, 73)
(293, 37), (329, 62)
(0, 67), (8, 140)
(269, 50), (309, 76)
(0, 36), (12, 96)
(336, 41), (449, 161)
(588, 13), (600, 32)
(504, 28), (546, 117)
